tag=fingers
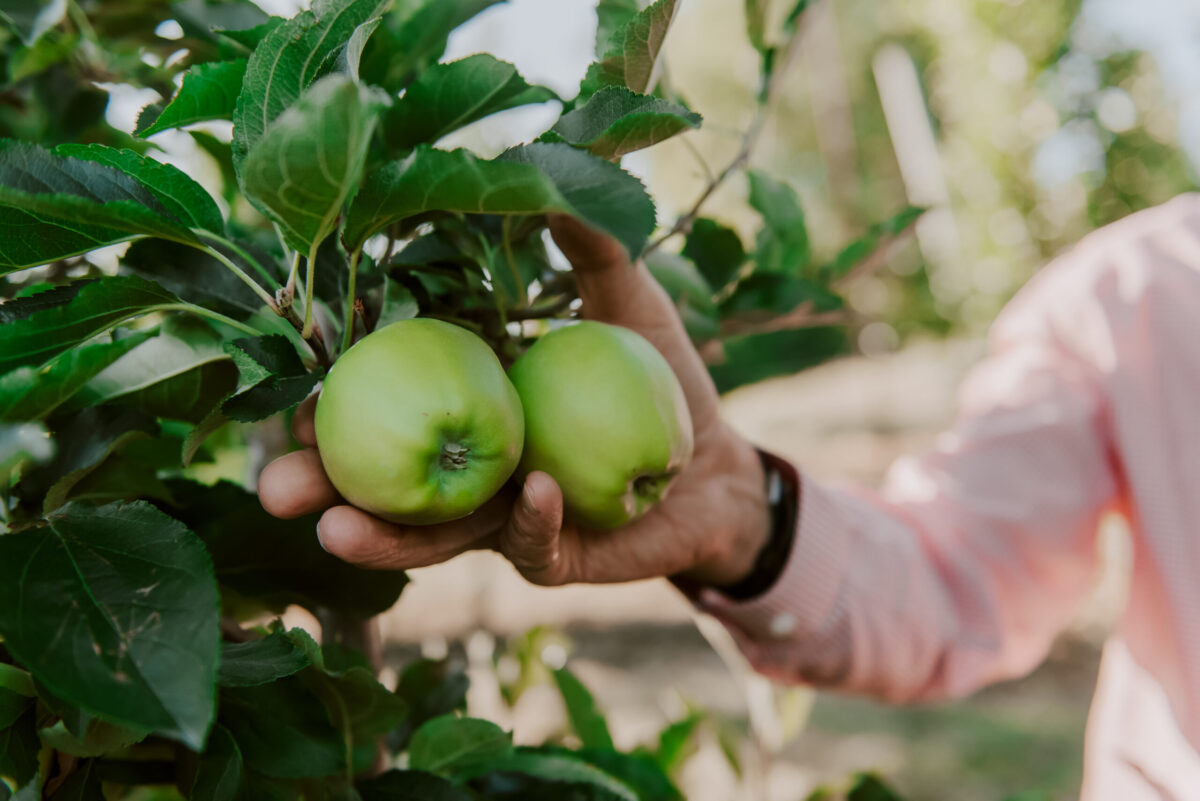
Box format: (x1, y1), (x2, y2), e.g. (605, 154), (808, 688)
(258, 449), (340, 519)
(292, 393), (318, 447)
(500, 471), (569, 585)
(316, 490), (514, 570)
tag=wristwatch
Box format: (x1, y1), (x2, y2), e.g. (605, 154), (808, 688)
(714, 448), (801, 601)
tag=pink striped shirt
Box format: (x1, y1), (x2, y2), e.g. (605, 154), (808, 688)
(698, 194), (1200, 800)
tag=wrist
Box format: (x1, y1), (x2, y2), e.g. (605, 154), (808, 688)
(674, 439), (771, 588)
(709, 448), (800, 600)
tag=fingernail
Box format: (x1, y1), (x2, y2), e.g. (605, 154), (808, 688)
(316, 520), (329, 552)
(521, 482), (538, 515)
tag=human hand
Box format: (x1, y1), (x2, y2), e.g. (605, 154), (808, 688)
(258, 215), (770, 588)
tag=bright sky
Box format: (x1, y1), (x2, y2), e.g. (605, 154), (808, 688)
(112, 0), (1200, 199)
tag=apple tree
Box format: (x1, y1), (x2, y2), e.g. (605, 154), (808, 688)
(0, 0), (922, 798)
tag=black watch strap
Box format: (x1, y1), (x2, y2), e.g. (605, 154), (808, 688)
(714, 448), (801, 601)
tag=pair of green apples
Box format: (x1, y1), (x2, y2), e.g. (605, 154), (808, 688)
(314, 318), (694, 529)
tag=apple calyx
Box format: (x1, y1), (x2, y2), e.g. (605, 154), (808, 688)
(439, 443), (471, 471)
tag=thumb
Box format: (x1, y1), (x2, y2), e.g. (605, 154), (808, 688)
(547, 214), (631, 273)
(500, 471), (570, 586)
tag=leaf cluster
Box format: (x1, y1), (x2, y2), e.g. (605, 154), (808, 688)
(0, 0), (929, 797)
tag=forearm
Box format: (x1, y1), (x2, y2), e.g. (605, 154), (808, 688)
(695, 331), (1116, 700)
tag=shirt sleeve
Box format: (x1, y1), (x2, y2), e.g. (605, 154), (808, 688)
(695, 281), (1120, 702)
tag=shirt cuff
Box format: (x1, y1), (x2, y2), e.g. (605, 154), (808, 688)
(693, 472), (855, 642)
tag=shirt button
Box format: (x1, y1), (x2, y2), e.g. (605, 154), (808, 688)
(769, 613), (798, 637)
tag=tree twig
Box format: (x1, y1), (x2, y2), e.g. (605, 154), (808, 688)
(280, 301), (332, 368)
(719, 303), (851, 337)
(830, 215), (922, 290)
(645, 23), (809, 256)
(644, 127), (759, 255)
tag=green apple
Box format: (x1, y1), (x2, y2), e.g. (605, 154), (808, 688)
(314, 318), (524, 525)
(508, 321), (694, 529)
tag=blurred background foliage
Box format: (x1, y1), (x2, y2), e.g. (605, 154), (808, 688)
(642, 0), (1198, 348)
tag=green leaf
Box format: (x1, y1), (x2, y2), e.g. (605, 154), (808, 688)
(0, 708), (39, 788)
(242, 75), (385, 255)
(682, 218), (746, 290)
(408, 716), (513, 774)
(722, 273), (841, 315)
(583, 0), (679, 96)
(219, 630), (312, 688)
(0, 666), (35, 699)
(0, 280), (93, 321)
(136, 60), (248, 137)
(18, 407), (158, 513)
(123, 238), (272, 321)
(185, 724), (243, 801)
(214, 17), (285, 51)
(709, 327), (846, 393)
(0, 681), (34, 739)
(51, 144), (219, 231)
(47, 760), (104, 801)
(746, 170), (809, 275)
(376, 278), (419, 328)
(0, 688), (32, 731)
(64, 316), (238, 423)
(389, 659), (468, 752)
(847, 774), (906, 801)
(653, 713), (703, 775)
(744, 0), (766, 51)
(783, 0), (813, 34)
(384, 54), (555, 155)
(359, 0), (502, 94)
(498, 143), (656, 257)
(0, 501), (220, 750)
(455, 749), (637, 801)
(231, 0), (385, 172)
(821, 205), (923, 280)
(552, 668), (614, 751)
(747, 170), (805, 238)
(8, 31), (78, 83)
(551, 87), (700, 160)
(328, 15), (381, 81)
(220, 677), (344, 779)
(0, 0), (66, 44)
(290, 638), (409, 774)
(38, 718), (148, 758)
(220, 335), (319, 423)
(0, 276), (179, 373)
(165, 479), (409, 618)
(551, 748), (681, 801)
(54, 435), (184, 507)
(345, 142), (655, 260)
(172, 0), (269, 43)
(645, 251), (718, 342)
(594, 0), (639, 56)
(358, 770), (472, 801)
(0, 141), (200, 271)
(0, 332), (151, 422)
